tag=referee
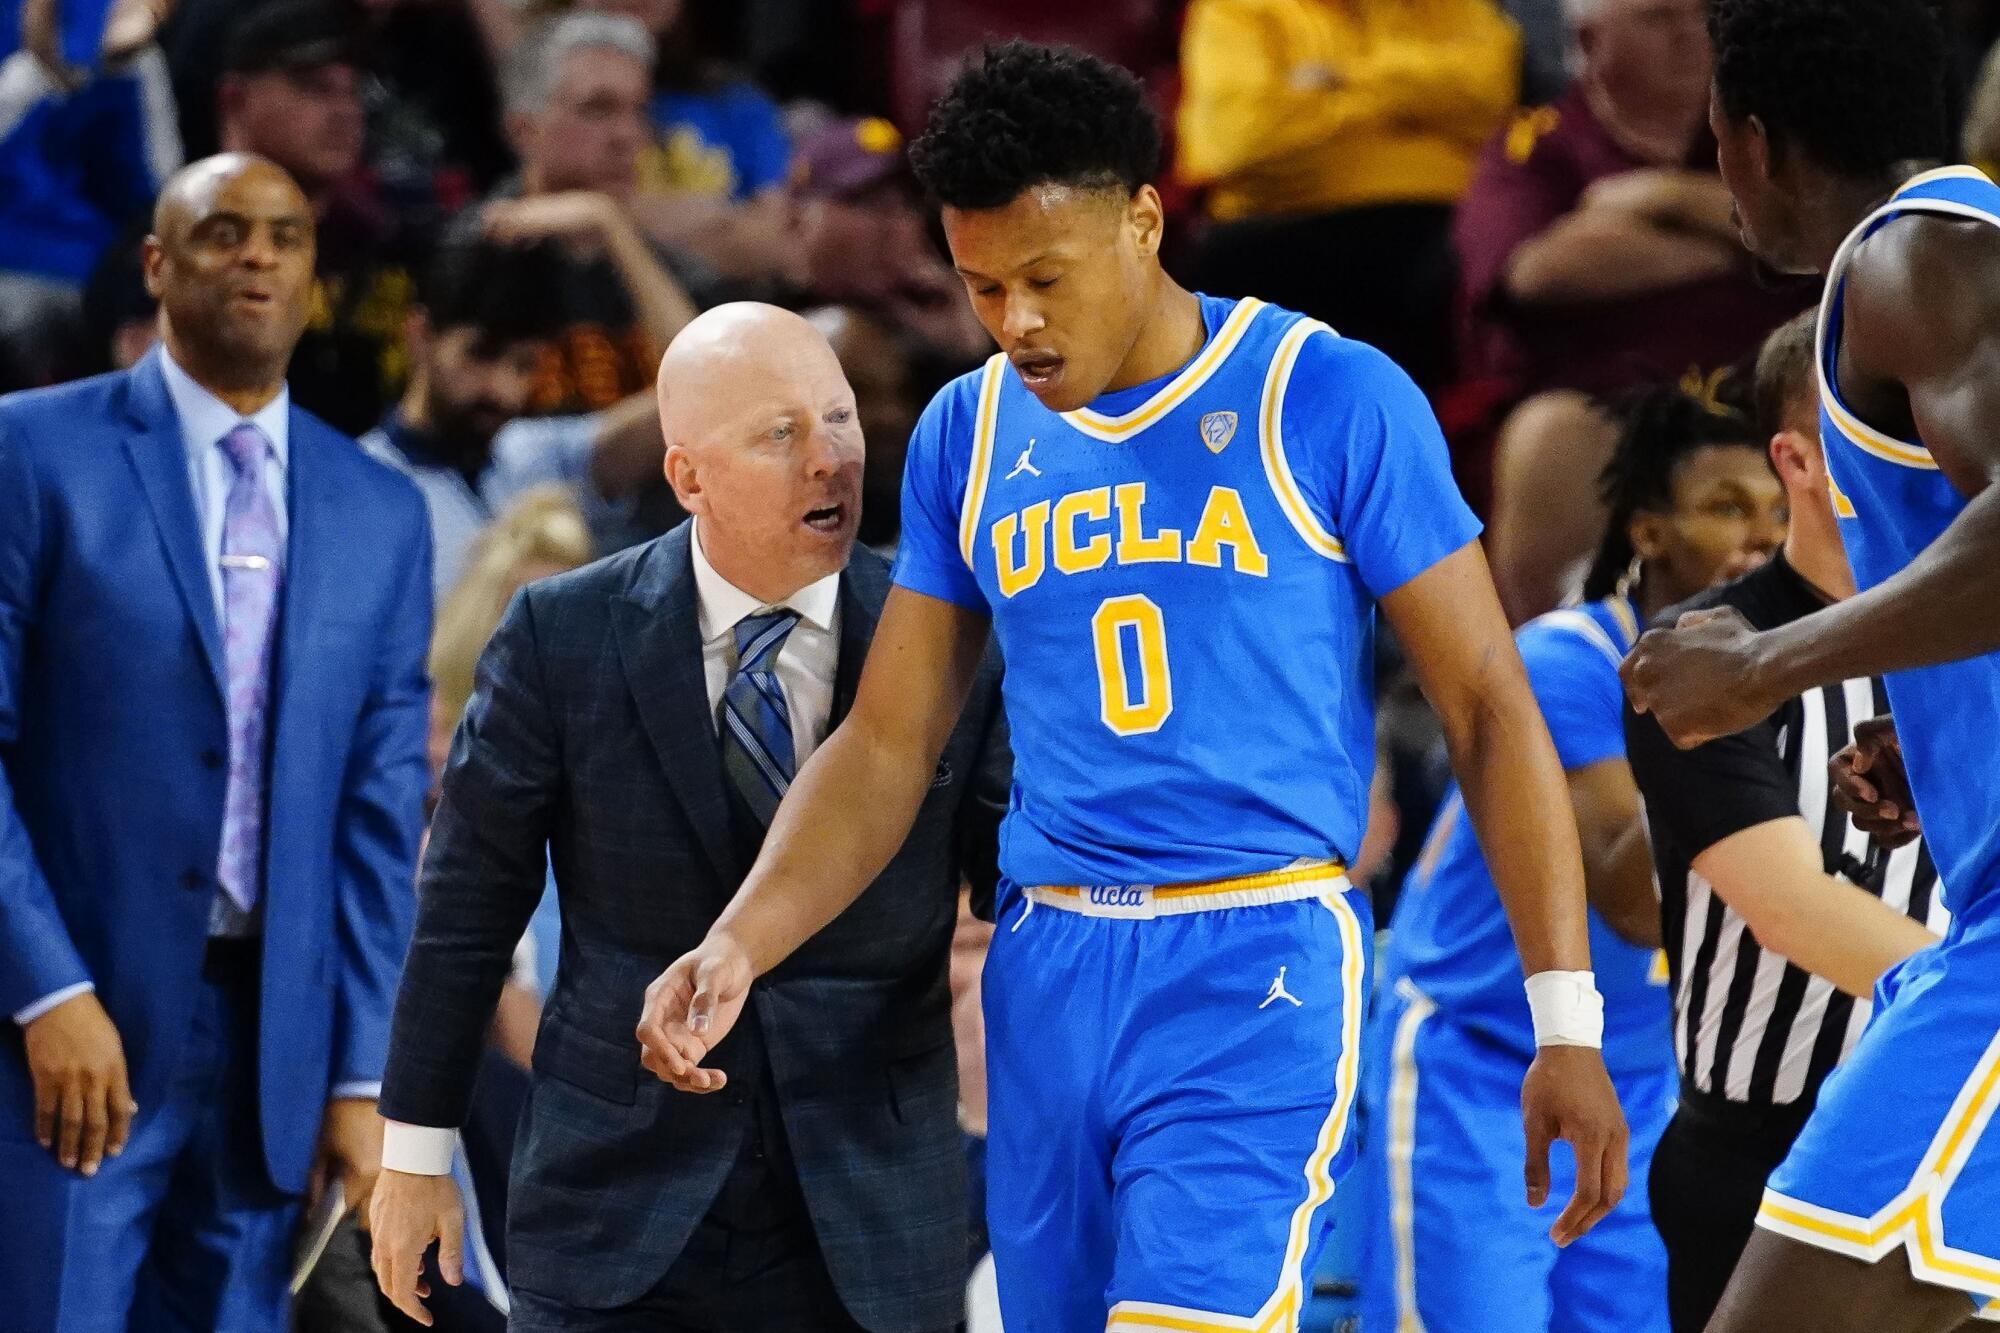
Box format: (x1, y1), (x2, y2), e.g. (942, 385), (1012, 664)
(1623, 312), (1945, 1333)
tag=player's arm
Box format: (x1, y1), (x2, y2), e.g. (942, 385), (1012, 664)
(634, 588), (991, 1091)
(1381, 541), (1628, 1246)
(1626, 220), (2000, 743)
(1567, 759), (1661, 949)
(1692, 818), (1938, 998)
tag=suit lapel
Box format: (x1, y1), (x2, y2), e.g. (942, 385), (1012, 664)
(831, 548), (889, 727)
(612, 525), (743, 886)
(271, 412), (337, 743)
(120, 355), (226, 704)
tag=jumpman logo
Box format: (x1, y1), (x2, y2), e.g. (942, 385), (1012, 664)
(1260, 966), (1303, 1009)
(1006, 439), (1042, 480)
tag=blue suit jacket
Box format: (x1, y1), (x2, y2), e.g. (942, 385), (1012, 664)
(0, 351), (433, 1192)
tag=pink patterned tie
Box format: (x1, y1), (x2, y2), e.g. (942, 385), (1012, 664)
(216, 424), (282, 915)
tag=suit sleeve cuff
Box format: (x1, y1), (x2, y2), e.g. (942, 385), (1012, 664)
(381, 1121), (458, 1176)
(330, 1081), (382, 1101)
(12, 981), (93, 1026)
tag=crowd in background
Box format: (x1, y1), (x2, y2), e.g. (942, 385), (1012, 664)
(6, 0), (2000, 1328)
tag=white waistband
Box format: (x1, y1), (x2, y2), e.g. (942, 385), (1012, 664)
(1023, 862), (1351, 920)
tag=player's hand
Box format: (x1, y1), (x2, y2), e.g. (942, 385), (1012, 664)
(1521, 1044), (1628, 1247)
(22, 990), (137, 1176)
(1622, 607), (1780, 747)
(635, 932), (753, 1093)
(369, 1168), (466, 1328)
(1830, 716), (1921, 849)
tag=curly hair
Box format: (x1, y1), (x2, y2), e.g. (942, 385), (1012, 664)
(1710, 0), (1950, 177)
(1581, 383), (1763, 602)
(907, 40), (1162, 210)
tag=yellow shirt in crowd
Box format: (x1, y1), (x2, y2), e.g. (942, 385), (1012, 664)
(1178, 0), (1522, 221)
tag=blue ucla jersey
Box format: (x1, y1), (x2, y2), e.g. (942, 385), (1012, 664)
(1384, 597), (1671, 1079)
(1818, 166), (2000, 921)
(892, 295), (1481, 889)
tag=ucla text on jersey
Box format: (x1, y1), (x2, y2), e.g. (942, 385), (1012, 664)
(891, 294), (1480, 890)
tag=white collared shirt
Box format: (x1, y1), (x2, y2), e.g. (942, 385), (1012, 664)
(381, 520), (844, 1176)
(690, 518), (842, 767)
(157, 348), (291, 622)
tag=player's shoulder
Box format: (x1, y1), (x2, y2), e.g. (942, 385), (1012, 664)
(1851, 202), (2000, 348)
(1518, 604), (1628, 680)
(1276, 317), (1420, 408)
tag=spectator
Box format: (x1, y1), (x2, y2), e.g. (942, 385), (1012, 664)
(0, 0), (179, 389)
(215, 0), (428, 433)
(163, 0), (510, 199)
(791, 113), (990, 369)
(485, 11), (699, 412)
(805, 304), (921, 553)
(1455, 0), (1807, 399)
(1458, 0), (1810, 621)
(583, 0), (798, 285)
(1178, 0), (1522, 390)
(360, 237), (572, 598)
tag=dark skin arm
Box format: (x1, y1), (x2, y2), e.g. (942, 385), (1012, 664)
(1381, 543), (1628, 1246)
(1567, 759), (1662, 949)
(1625, 215), (2000, 745)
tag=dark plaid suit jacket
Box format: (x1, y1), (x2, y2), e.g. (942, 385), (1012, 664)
(379, 522), (1007, 1328)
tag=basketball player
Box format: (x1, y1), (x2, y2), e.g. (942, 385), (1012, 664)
(1361, 386), (1784, 1333)
(638, 42), (1627, 1330)
(1623, 1), (2000, 1327)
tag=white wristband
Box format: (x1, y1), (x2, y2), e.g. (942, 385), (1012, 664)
(1525, 970), (1604, 1049)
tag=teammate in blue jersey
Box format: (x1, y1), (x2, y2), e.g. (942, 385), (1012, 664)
(1623, 1), (2000, 1328)
(637, 42), (1626, 1331)
(1360, 388), (1783, 1333)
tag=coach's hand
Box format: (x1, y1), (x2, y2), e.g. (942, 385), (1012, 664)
(22, 990), (136, 1176)
(369, 1169), (466, 1328)
(1521, 1044), (1628, 1247)
(1829, 716), (1921, 849)
(636, 932), (753, 1093)
(1622, 606), (1781, 747)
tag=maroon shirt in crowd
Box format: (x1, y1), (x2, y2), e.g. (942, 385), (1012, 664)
(1454, 87), (1812, 397)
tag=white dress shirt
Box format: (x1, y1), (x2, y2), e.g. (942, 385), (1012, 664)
(381, 520), (844, 1175)
(11, 351), (291, 1028)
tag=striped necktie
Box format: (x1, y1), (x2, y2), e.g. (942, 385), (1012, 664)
(216, 422), (283, 916)
(719, 610), (799, 827)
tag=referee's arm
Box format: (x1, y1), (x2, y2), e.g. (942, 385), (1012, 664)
(1692, 821), (1938, 998)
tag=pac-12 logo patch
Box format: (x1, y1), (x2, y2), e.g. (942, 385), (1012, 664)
(1200, 410), (1238, 454)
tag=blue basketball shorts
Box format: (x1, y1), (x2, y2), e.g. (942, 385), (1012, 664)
(1759, 913), (2000, 1319)
(981, 862), (1371, 1332)
(1352, 978), (1673, 1333)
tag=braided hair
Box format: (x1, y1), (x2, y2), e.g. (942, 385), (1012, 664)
(1581, 381), (1762, 602)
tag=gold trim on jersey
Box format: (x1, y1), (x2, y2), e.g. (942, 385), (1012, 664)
(1101, 888), (1367, 1333)
(1812, 170), (2000, 472)
(1258, 320), (1350, 563)
(957, 355), (1007, 568)
(1755, 1031), (2000, 1301)
(1062, 298), (1264, 444)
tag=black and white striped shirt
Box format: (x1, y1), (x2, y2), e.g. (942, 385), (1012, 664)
(1625, 553), (1946, 1107)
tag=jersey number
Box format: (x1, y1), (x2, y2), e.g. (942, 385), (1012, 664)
(1091, 594), (1173, 735)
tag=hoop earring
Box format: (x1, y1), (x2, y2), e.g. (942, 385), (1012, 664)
(1613, 555), (1643, 601)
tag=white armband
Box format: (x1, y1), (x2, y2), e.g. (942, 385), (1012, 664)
(1524, 970), (1603, 1049)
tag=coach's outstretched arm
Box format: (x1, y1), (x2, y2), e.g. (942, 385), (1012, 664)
(1382, 539), (1631, 1248)
(636, 588), (991, 1090)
